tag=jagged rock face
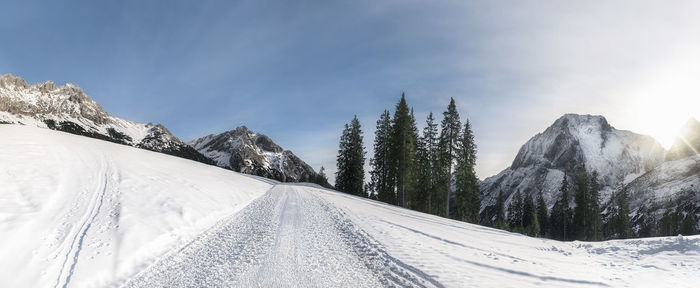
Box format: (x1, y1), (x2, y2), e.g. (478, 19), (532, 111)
(0, 75), (109, 124)
(0, 73), (212, 165)
(189, 126), (317, 182)
(625, 155), (700, 229)
(666, 118), (700, 161)
(479, 114), (665, 224)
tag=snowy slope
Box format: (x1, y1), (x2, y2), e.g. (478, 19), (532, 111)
(480, 114), (665, 224)
(0, 125), (271, 287)
(189, 126), (317, 182)
(124, 183), (700, 287)
(2, 125), (698, 287)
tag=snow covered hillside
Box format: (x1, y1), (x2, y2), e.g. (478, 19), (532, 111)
(0, 125), (271, 287)
(1, 125), (698, 287)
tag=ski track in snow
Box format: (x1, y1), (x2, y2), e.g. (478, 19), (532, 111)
(54, 156), (114, 288)
(123, 185), (441, 288)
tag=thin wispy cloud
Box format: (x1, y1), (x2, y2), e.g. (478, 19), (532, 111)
(1, 0), (698, 184)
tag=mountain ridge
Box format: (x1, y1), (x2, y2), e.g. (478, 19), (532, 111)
(479, 113), (699, 232)
(189, 126), (317, 182)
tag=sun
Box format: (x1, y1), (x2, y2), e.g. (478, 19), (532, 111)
(623, 89), (699, 150)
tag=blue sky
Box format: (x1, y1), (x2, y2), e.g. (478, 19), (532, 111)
(2, 1), (700, 182)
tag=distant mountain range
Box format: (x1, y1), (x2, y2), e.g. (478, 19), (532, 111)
(479, 114), (699, 231)
(2, 73), (697, 230)
(0, 73), (317, 182)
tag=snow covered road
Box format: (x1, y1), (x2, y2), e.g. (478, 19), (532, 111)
(125, 185), (440, 287)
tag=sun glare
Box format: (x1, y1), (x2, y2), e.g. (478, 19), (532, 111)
(620, 71), (700, 149)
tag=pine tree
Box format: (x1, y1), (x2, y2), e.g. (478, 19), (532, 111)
(660, 199), (677, 236)
(550, 174), (571, 240)
(370, 110), (395, 204)
(637, 196), (659, 238)
(335, 123), (350, 192)
(616, 187), (632, 238)
(508, 190), (523, 232)
(390, 93), (417, 207)
(536, 190), (549, 237)
(495, 190), (507, 230)
(572, 166), (590, 240)
(420, 112), (439, 214)
(523, 192), (539, 236)
(454, 120), (480, 223)
(313, 166), (332, 189)
(677, 188), (698, 236)
(589, 171), (603, 240)
(335, 116), (365, 196)
(437, 98), (461, 218)
(405, 109), (421, 210)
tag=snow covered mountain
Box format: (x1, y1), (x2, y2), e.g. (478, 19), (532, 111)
(189, 126), (317, 182)
(624, 118), (700, 228)
(479, 114), (666, 223)
(0, 73), (212, 164)
(666, 117), (700, 161)
(1, 125), (697, 287)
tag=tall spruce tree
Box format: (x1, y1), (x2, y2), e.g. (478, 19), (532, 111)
(550, 174), (572, 240)
(588, 171), (603, 240)
(335, 116), (365, 196)
(421, 112), (439, 214)
(637, 196), (659, 238)
(390, 93), (417, 207)
(438, 98), (461, 218)
(495, 190), (507, 230)
(677, 188), (698, 236)
(370, 110), (395, 204)
(615, 186), (632, 238)
(454, 119), (480, 223)
(312, 166), (332, 189)
(405, 109), (421, 209)
(523, 192), (539, 236)
(507, 190), (524, 231)
(572, 166), (590, 240)
(536, 191), (549, 237)
(660, 199), (677, 236)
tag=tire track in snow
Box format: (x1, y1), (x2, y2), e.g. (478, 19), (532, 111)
(313, 193), (444, 288)
(124, 185), (442, 287)
(53, 157), (113, 288)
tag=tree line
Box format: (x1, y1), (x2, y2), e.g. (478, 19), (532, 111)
(332, 93), (699, 239)
(496, 166), (698, 240)
(334, 94), (480, 222)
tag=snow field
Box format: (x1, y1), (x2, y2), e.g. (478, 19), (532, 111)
(0, 125), (271, 287)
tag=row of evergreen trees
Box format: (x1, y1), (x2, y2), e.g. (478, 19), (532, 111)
(334, 94), (481, 222)
(637, 188), (698, 237)
(544, 167), (604, 240)
(495, 166), (699, 240)
(332, 94), (699, 239)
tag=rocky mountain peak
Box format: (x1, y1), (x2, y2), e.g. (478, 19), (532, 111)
(510, 114), (661, 179)
(480, 113), (665, 225)
(1, 73), (212, 165)
(0, 73), (29, 89)
(189, 127), (316, 182)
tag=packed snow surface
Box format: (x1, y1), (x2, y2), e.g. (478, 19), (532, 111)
(1, 125), (699, 287)
(0, 125), (271, 287)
